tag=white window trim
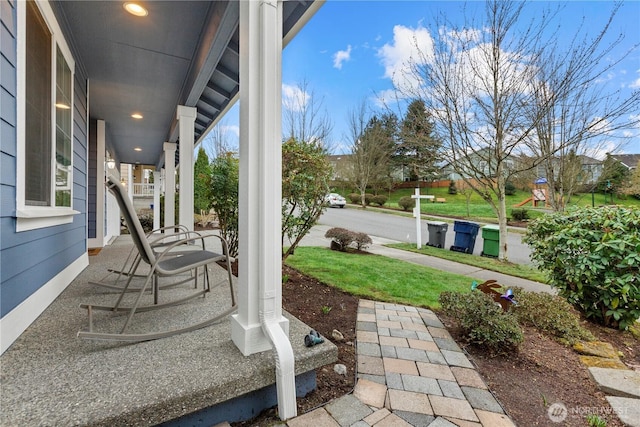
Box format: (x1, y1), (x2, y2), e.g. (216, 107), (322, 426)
(16, 0), (79, 232)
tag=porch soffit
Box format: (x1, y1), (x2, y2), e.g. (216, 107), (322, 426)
(53, 0), (319, 168)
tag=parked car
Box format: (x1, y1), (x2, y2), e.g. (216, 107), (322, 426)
(325, 193), (346, 208)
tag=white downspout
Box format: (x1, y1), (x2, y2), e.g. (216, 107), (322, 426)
(258, 0), (296, 419)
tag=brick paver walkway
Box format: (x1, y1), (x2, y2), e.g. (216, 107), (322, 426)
(286, 299), (517, 427)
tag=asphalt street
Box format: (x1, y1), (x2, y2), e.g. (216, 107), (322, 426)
(317, 205), (533, 265)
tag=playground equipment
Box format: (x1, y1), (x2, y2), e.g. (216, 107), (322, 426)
(514, 178), (550, 208)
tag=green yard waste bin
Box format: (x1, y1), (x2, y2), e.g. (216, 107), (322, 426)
(481, 225), (500, 258)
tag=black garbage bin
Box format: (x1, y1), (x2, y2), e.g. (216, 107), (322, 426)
(450, 220), (480, 254)
(426, 221), (448, 248)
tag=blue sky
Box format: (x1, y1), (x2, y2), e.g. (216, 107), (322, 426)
(207, 0), (640, 157)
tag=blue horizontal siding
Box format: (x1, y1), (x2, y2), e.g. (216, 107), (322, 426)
(0, 117), (15, 156)
(1, 239), (86, 317)
(0, 0), (89, 319)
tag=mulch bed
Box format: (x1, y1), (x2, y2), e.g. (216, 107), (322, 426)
(230, 261), (638, 427)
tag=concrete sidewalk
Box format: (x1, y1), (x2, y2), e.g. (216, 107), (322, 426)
(299, 224), (553, 294)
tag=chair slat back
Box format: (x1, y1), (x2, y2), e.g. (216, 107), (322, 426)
(106, 176), (155, 265)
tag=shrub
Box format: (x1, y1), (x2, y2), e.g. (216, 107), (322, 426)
(348, 193), (361, 204)
(398, 196), (414, 211)
(505, 181), (516, 196)
(353, 232), (373, 250)
(510, 208), (529, 221)
(138, 213), (154, 233)
(371, 195), (388, 206)
(325, 228), (372, 252)
(439, 291), (523, 354)
(364, 193), (374, 206)
(448, 180), (457, 195)
(524, 206), (640, 329)
(511, 288), (595, 344)
(325, 227), (355, 251)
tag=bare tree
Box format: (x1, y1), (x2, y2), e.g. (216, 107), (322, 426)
(346, 100), (395, 207)
(282, 79), (334, 150)
(525, 2), (640, 211)
(396, 0), (639, 260)
(203, 120), (237, 159)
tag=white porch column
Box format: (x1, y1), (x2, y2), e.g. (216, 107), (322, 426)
(163, 143), (177, 232)
(232, 0), (296, 420)
(127, 164), (134, 203)
(177, 105), (197, 231)
(153, 170), (162, 231)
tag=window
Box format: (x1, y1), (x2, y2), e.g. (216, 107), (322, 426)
(16, 0), (77, 231)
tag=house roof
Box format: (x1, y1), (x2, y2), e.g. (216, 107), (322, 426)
(610, 153), (640, 169)
(52, 1), (321, 168)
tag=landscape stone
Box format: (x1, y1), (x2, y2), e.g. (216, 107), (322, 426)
(589, 367), (640, 398)
(605, 396), (640, 427)
(579, 355), (628, 369)
(573, 341), (619, 359)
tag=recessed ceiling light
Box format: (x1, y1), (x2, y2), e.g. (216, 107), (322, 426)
(131, 113), (143, 119)
(124, 2), (148, 17)
(134, 147), (142, 152)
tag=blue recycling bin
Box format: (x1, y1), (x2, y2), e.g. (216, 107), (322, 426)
(450, 220), (480, 254)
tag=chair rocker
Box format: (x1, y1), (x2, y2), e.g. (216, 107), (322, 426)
(89, 223), (194, 293)
(78, 176), (236, 342)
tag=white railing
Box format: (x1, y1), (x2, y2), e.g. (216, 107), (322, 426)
(132, 183), (154, 197)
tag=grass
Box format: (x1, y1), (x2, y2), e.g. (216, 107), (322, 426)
(335, 186), (640, 224)
(387, 242), (548, 283)
(285, 246), (474, 309)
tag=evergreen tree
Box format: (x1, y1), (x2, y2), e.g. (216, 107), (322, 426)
(397, 100), (441, 182)
(194, 147), (212, 213)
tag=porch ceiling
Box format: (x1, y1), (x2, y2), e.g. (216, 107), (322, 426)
(52, 0), (319, 168)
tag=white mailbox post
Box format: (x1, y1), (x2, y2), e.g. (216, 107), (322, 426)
(411, 188), (434, 249)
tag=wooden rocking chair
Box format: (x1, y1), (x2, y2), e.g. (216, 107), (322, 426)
(77, 176), (236, 342)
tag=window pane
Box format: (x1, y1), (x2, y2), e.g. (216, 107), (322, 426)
(55, 46), (72, 207)
(25, 1), (51, 206)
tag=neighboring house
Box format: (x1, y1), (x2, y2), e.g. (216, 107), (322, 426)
(531, 155), (603, 185)
(326, 154), (353, 181)
(1, 4), (322, 419)
(609, 153), (640, 171)
(440, 148), (517, 182)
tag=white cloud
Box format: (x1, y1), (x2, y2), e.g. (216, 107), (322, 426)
(378, 24), (435, 92)
(282, 83), (309, 112)
(333, 45), (352, 69)
(219, 124), (239, 138)
(629, 76), (640, 89)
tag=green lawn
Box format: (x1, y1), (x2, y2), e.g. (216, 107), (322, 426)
(334, 186), (640, 223)
(387, 242), (548, 283)
(285, 246), (474, 309)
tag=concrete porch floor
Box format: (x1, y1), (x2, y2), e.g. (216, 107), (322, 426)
(0, 235), (337, 426)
